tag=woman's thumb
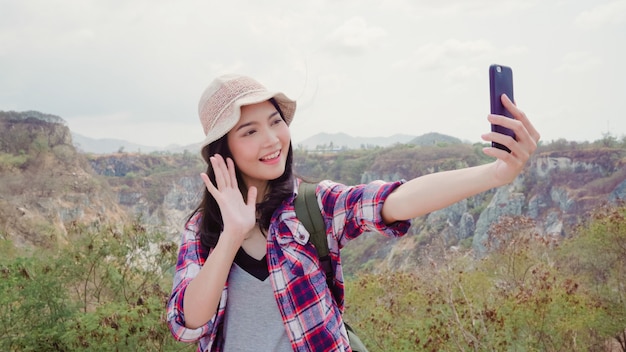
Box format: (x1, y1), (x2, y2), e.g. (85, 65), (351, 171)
(247, 186), (258, 206)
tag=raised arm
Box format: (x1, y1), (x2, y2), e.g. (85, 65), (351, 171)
(183, 155), (257, 328)
(382, 94), (540, 223)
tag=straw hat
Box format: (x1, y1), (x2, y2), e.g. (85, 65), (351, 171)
(197, 74), (297, 149)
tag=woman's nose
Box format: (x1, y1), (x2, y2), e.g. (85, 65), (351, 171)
(262, 128), (280, 145)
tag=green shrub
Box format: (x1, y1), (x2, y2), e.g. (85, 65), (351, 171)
(0, 152), (28, 171)
(345, 209), (626, 351)
(0, 220), (191, 352)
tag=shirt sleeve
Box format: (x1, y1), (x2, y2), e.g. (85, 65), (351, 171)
(317, 179), (411, 247)
(166, 213), (215, 343)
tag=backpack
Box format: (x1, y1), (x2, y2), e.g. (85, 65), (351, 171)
(294, 182), (369, 352)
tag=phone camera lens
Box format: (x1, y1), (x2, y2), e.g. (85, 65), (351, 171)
(496, 66), (502, 73)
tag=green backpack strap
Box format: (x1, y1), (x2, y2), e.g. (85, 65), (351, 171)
(294, 181), (370, 352)
(294, 182), (333, 286)
(295, 182), (328, 256)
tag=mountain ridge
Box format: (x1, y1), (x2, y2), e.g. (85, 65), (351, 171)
(71, 131), (468, 154)
(2, 110), (626, 266)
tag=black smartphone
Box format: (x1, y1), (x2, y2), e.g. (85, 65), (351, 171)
(489, 64), (515, 153)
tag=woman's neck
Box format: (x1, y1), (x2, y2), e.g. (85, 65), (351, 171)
(241, 224), (267, 260)
(250, 182), (270, 203)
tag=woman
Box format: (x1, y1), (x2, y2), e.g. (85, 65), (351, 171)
(166, 74), (540, 351)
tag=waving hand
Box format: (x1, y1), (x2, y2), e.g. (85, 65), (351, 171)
(200, 154), (257, 243)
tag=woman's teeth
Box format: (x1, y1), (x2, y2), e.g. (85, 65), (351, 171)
(261, 151), (280, 161)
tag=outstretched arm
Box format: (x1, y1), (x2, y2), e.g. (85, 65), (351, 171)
(382, 94), (540, 223)
(183, 155), (257, 328)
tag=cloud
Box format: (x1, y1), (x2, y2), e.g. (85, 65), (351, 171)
(1, 0), (623, 147)
(406, 0), (536, 18)
(575, 0), (626, 28)
(67, 111), (202, 147)
(446, 65), (481, 81)
(393, 39), (495, 71)
(323, 17), (387, 55)
(555, 51), (602, 73)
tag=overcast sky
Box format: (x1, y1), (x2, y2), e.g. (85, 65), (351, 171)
(2, 0), (625, 148)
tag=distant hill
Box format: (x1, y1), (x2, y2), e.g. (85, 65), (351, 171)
(3, 108), (626, 262)
(72, 131), (463, 154)
(71, 133), (161, 154)
(408, 132), (464, 146)
(296, 133), (422, 150)
(71, 132), (201, 155)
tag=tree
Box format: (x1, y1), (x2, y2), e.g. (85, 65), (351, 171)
(558, 204), (626, 349)
(0, 219), (193, 351)
(344, 213), (623, 351)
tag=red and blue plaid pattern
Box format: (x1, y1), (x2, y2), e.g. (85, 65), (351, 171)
(167, 179), (411, 351)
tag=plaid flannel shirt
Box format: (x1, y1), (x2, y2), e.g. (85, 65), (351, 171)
(167, 179), (411, 351)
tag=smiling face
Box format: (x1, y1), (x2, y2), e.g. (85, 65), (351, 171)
(226, 100), (291, 194)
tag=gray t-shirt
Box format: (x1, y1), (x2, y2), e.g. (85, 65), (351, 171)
(223, 257), (292, 351)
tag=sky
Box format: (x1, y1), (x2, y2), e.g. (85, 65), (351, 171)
(1, 0), (625, 148)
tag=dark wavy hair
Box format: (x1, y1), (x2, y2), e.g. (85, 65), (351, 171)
(190, 98), (295, 251)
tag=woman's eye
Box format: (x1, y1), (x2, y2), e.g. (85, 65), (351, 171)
(244, 129), (256, 136)
(272, 118), (283, 125)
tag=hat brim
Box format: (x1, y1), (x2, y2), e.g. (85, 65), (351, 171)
(200, 90), (296, 149)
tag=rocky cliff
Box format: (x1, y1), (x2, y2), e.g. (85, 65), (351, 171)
(87, 145), (626, 275)
(2, 111), (625, 271)
(339, 146), (626, 273)
(83, 151), (205, 243)
(471, 150), (626, 253)
(0, 111), (129, 247)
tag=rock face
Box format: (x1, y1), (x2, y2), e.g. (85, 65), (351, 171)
(86, 154), (204, 241)
(358, 149), (626, 264)
(0, 111), (204, 246)
(78, 147), (626, 257)
(468, 152), (626, 254)
(471, 184), (526, 253)
(2, 110), (626, 264)
(610, 179), (626, 202)
(0, 111), (129, 247)
(122, 175), (203, 240)
(0, 111), (204, 247)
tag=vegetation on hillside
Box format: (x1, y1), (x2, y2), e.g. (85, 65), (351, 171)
(294, 142), (494, 185)
(344, 204), (626, 351)
(2, 112), (626, 350)
(294, 135), (626, 187)
(1, 204), (624, 351)
(0, 219), (194, 352)
(87, 151), (205, 216)
(0, 113), (121, 247)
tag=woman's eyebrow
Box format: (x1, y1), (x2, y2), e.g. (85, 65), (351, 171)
(268, 111), (280, 119)
(235, 121), (255, 132)
(234, 111), (280, 132)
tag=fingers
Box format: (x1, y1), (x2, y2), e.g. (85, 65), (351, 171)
(210, 154), (230, 189)
(200, 155), (257, 238)
(501, 94), (541, 143)
(200, 172), (215, 193)
(462, 94), (542, 184)
(482, 143), (523, 169)
(202, 154), (240, 196)
(486, 95), (539, 156)
(247, 186), (257, 207)
(226, 157), (237, 187)
(483, 124), (534, 160)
